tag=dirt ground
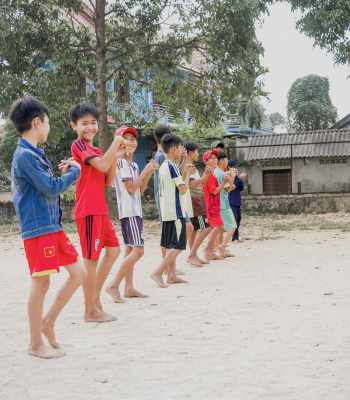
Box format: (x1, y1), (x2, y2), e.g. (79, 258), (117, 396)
(1, 213), (350, 400)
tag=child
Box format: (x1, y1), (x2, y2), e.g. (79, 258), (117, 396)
(10, 96), (84, 359)
(70, 103), (125, 323)
(214, 152), (237, 257)
(202, 149), (231, 260)
(106, 126), (157, 303)
(184, 142), (212, 267)
(153, 124), (170, 259)
(151, 134), (191, 287)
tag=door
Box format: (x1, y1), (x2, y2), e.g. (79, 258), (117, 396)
(263, 169), (291, 194)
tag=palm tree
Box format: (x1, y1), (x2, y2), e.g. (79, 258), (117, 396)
(238, 97), (264, 130)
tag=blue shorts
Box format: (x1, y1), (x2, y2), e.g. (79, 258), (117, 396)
(120, 216), (144, 247)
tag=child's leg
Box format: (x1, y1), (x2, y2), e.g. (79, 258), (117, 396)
(107, 246), (145, 301)
(151, 250), (173, 288)
(28, 276), (63, 359)
(124, 247), (146, 297)
(186, 221), (194, 249)
(42, 262), (84, 348)
(106, 246), (131, 302)
(96, 246), (120, 308)
(167, 250), (188, 284)
(205, 227), (223, 259)
(188, 227), (212, 266)
(83, 258), (115, 322)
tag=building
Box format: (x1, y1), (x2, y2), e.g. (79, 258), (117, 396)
(333, 114), (350, 129)
(231, 129), (350, 195)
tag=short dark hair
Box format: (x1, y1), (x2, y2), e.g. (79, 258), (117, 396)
(69, 103), (99, 124)
(217, 151), (228, 161)
(9, 96), (49, 134)
(154, 124), (171, 144)
(216, 142), (225, 149)
(185, 142), (199, 153)
(161, 133), (182, 154)
(228, 160), (237, 168)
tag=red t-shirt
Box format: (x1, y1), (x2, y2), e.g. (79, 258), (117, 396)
(71, 139), (109, 219)
(203, 174), (221, 222)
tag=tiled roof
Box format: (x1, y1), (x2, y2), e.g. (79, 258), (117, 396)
(244, 129), (350, 161)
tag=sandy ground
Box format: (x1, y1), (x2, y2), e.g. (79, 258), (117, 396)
(1, 214), (350, 399)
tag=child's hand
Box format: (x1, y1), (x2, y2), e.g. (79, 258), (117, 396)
(204, 166), (213, 175)
(145, 159), (158, 173)
(58, 158), (80, 174)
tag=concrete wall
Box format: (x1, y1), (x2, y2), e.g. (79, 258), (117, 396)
(242, 193), (350, 215)
(246, 158), (350, 194)
(3, 193), (350, 223)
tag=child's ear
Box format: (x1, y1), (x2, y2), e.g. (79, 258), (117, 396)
(70, 121), (76, 130)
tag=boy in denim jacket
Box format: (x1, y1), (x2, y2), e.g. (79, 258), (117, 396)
(11, 97), (84, 359)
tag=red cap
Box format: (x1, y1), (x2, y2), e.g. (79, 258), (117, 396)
(114, 125), (138, 138)
(203, 149), (219, 163)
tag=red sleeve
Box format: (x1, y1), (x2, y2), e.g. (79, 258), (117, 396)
(71, 141), (99, 165)
(207, 175), (218, 195)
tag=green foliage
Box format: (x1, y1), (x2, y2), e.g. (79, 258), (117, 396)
(238, 98), (265, 129)
(0, 0), (272, 166)
(288, 0), (350, 64)
(269, 112), (286, 130)
(287, 74), (337, 131)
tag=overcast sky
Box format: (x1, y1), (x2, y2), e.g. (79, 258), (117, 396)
(256, 3), (350, 121)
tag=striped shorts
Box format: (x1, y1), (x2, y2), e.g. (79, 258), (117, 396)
(120, 216), (144, 247)
(190, 216), (209, 231)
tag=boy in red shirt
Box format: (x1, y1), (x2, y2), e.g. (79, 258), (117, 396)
(202, 149), (231, 260)
(70, 103), (125, 323)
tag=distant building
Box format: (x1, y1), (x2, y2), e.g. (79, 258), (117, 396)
(231, 129), (350, 195)
(332, 114), (350, 129)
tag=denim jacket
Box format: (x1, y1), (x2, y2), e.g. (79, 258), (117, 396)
(11, 139), (80, 240)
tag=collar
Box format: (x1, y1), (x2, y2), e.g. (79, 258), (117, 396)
(19, 138), (45, 157)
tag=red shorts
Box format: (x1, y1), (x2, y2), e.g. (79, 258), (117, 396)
(76, 215), (119, 260)
(207, 212), (223, 228)
(24, 231), (78, 277)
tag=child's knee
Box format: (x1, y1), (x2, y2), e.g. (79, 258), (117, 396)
(70, 264), (84, 286)
(135, 247), (144, 258)
(106, 246), (120, 260)
(34, 276), (50, 294)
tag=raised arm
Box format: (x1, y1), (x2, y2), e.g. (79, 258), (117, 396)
(88, 136), (126, 173)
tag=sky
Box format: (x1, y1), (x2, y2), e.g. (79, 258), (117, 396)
(256, 3), (350, 121)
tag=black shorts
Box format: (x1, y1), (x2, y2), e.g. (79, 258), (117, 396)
(160, 219), (186, 250)
(190, 216), (209, 231)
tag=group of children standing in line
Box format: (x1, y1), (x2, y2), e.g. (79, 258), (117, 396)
(10, 97), (246, 359)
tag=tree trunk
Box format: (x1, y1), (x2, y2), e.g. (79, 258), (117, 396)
(95, 0), (108, 151)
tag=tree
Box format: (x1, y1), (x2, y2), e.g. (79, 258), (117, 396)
(287, 0), (350, 65)
(269, 112), (286, 131)
(238, 97), (265, 129)
(1, 0), (271, 155)
(287, 74), (337, 131)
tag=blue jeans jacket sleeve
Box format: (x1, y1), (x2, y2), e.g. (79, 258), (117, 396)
(17, 153), (80, 198)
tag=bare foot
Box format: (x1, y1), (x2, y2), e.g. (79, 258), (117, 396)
(176, 269), (185, 275)
(125, 288), (148, 298)
(106, 286), (125, 303)
(42, 322), (60, 349)
(198, 256), (209, 264)
(224, 251), (235, 258)
(95, 299), (103, 311)
(28, 344), (65, 359)
(167, 276), (189, 284)
(150, 273), (168, 288)
(205, 251), (223, 260)
(85, 310), (117, 323)
(187, 256), (204, 267)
